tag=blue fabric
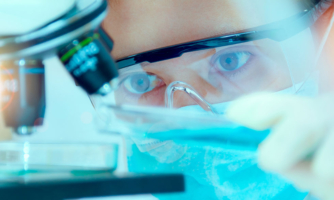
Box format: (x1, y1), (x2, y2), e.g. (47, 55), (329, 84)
(127, 140), (308, 200)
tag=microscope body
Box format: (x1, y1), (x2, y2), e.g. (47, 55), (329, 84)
(0, 0), (118, 135)
(1, 60), (45, 135)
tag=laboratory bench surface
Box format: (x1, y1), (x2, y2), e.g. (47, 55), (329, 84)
(0, 173), (185, 200)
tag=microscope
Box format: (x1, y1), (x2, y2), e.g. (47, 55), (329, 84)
(0, 0), (118, 135)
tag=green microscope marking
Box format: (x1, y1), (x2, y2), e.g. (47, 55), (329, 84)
(61, 33), (100, 62)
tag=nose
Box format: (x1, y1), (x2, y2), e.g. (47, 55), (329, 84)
(142, 52), (220, 108)
(161, 65), (219, 109)
(159, 67), (211, 108)
(165, 81), (218, 113)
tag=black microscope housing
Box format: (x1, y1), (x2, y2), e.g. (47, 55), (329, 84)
(0, 0), (118, 135)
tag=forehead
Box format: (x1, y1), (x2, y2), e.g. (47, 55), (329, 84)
(103, 0), (305, 59)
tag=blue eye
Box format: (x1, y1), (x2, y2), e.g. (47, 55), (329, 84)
(216, 52), (251, 71)
(123, 73), (158, 94)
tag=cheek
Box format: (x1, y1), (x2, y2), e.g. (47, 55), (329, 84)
(137, 85), (166, 107)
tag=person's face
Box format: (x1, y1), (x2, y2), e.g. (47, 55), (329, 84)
(102, 0), (316, 108)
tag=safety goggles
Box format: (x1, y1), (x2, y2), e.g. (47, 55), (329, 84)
(93, 0), (333, 137)
(117, 1), (330, 69)
(111, 1), (328, 107)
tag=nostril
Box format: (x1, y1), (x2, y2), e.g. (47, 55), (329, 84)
(164, 81), (218, 114)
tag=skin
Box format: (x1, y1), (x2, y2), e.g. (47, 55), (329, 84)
(102, 0), (334, 199)
(103, 0), (304, 108)
(103, 0), (302, 60)
(104, 0), (245, 60)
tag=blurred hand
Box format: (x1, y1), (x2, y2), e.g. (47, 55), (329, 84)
(226, 93), (334, 200)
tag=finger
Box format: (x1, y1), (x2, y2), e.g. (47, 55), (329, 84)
(282, 162), (334, 200)
(258, 112), (326, 171)
(312, 127), (334, 180)
(281, 161), (315, 191)
(226, 93), (303, 130)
